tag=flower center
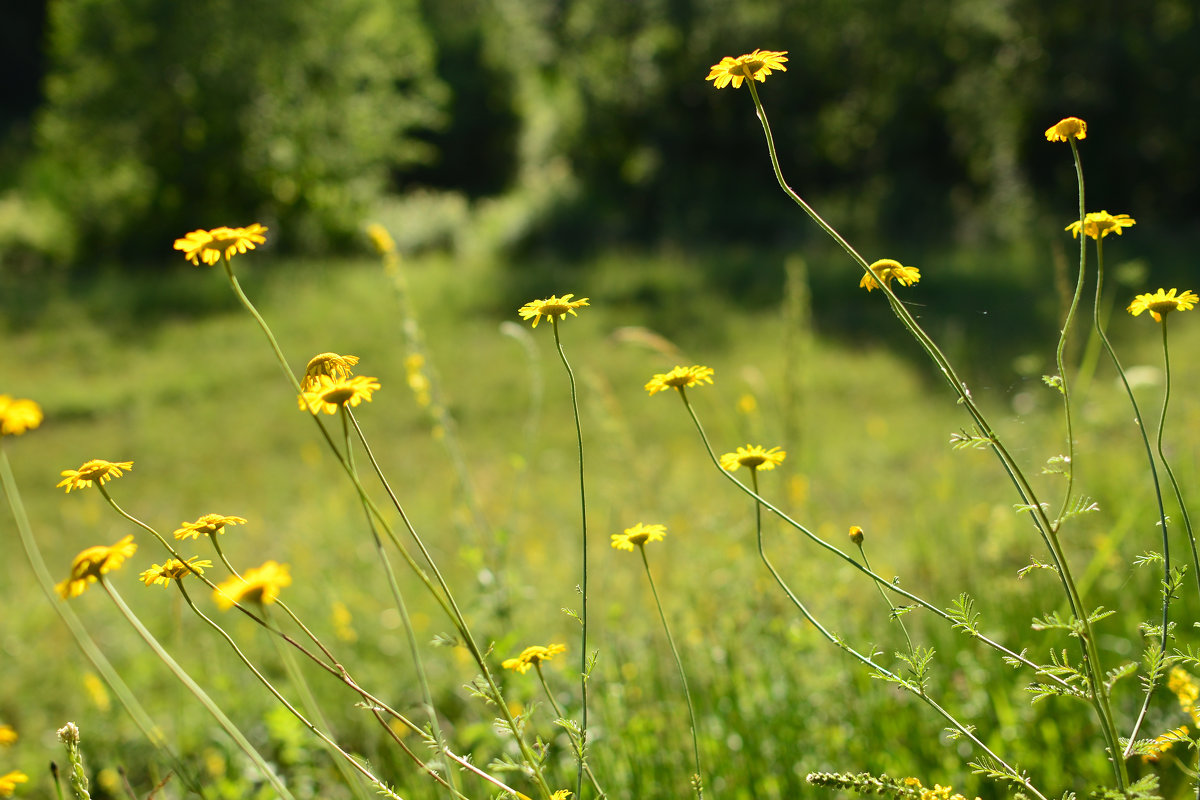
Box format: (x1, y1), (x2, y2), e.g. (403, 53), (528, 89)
(322, 387), (356, 405)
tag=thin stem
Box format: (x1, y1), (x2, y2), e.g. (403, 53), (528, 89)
(854, 538), (915, 655)
(1154, 317), (1200, 598)
(638, 544), (705, 799)
(533, 664), (608, 798)
(99, 578), (296, 800)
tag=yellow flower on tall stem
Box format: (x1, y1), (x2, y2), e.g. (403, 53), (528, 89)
(56, 459), (134, 493)
(720, 445), (786, 472)
(0, 396), (43, 436)
(173, 224), (268, 266)
(1044, 117), (1087, 142)
(139, 557), (213, 588)
(299, 374), (381, 415)
(1064, 211), (1135, 240)
(56, 535), (138, 599)
(706, 49), (789, 89)
(518, 294), (589, 329)
(644, 365), (715, 396)
(501, 643), (567, 675)
(610, 522), (667, 552)
(859, 259), (921, 292)
(174, 513), (248, 540)
(213, 561), (292, 610)
(302, 352), (361, 390)
(1127, 288), (1198, 323)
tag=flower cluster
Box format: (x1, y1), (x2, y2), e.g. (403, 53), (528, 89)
(173, 224), (268, 266)
(611, 522), (667, 552)
(501, 643), (567, 674)
(706, 49), (789, 89)
(56, 535), (138, 599)
(0, 395), (42, 437)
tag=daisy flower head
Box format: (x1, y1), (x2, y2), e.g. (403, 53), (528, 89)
(1128, 288), (1199, 323)
(57, 459), (134, 493)
(501, 643), (567, 675)
(173, 224), (268, 266)
(214, 560), (291, 609)
(720, 444), (786, 472)
(0, 771), (27, 796)
(518, 294), (590, 329)
(706, 49), (789, 89)
(1065, 211), (1135, 240)
(0, 396), (43, 436)
(302, 352), (360, 390)
(1045, 117), (1087, 143)
(611, 522), (667, 552)
(860, 259), (921, 292)
(299, 374), (381, 415)
(644, 365), (715, 396)
(140, 556), (213, 588)
(174, 513), (248, 540)
(56, 534), (138, 599)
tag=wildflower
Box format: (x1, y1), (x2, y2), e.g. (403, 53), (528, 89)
(644, 365), (715, 396)
(0, 726), (14, 746)
(173, 224), (268, 266)
(1168, 667), (1200, 723)
(720, 444), (786, 472)
(299, 374), (381, 415)
(56, 459), (134, 493)
(849, 525), (864, 544)
(1143, 725), (1190, 763)
(174, 513), (248, 540)
(365, 223), (396, 255)
(1064, 211), (1135, 240)
(0, 771), (27, 797)
(140, 556), (213, 588)
(551, 792), (573, 800)
(1127, 288), (1198, 323)
(501, 643), (567, 675)
(706, 49), (789, 89)
(518, 294), (590, 329)
(56, 535), (138, 599)
(214, 560), (292, 609)
(302, 352), (360, 390)
(1044, 117), (1087, 142)
(0, 396), (43, 436)
(611, 522), (667, 552)
(860, 259), (921, 292)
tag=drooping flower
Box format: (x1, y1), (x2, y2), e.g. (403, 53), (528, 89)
(56, 459), (134, 493)
(140, 556), (213, 588)
(213, 561), (292, 609)
(173, 513), (248, 541)
(644, 365), (715, 396)
(0, 771), (27, 797)
(719, 444), (786, 472)
(56, 535), (138, 599)
(302, 352), (360, 390)
(1127, 288), (1198, 323)
(518, 294), (590, 329)
(1044, 117), (1087, 142)
(173, 224), (268, 266)
(859, 259), (921, 292)
(501, 643), (567, 674)
(611, 522), (667, 552)
(0, 396), (43, 437)
(299, 374), (381, 415)
(0, 725), (14, 747)
(1064, 211), (1135, 240)
(706, 49), (789, 89)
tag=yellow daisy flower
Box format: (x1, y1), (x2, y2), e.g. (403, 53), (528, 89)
(56, 459), (134, 493)
(518, 294), (590, 328)
(611, 522), (667, 552)
(299, 374), (381, 415)
(0, 725), (15, 746)
(1064, 211), (1135, 240)
(706, 49), (789, 89)
(644, 365), (715, 396)
(719, 444), (786, 471)
(174, 513), (248, 540)
(1044, 117), (1087, 142)
(214, 560), (292, 609)
(0, 396), (43, 437)
(56, 535), (138, 599)
(302, 352), (360, 390)
(501, 643), (567, 675)
(0, 771), (27, 797)
(173, 224), (268, 266)
(1128, 288), (1199, 323)
(140, 556), (213, 588)
(860, 259), (921, 292)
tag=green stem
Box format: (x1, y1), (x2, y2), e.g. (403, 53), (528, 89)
(99, 578), (296, 800)
(533, 664), (608, 798)
(637, 544), (705, 799)
(854, 538), (915, 655)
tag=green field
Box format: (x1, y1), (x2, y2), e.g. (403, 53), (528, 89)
(3, 242), (1200, 800)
